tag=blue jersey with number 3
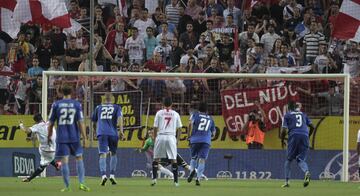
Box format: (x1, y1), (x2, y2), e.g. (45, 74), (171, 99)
(282, 111), (312, 137)
(49, 99), (84, 143)
(91, 104), (122, 137)
(190, 112), (215, 145)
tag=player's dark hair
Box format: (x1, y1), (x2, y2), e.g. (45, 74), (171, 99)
(33, 113), (43, 123)
(288, 101), (297, 111)
(163, 97), (172, 107)
(198, 102), (207, 113)
(61, 84), (72, 96)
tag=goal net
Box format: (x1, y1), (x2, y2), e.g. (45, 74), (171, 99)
(41, 71), (356, 182)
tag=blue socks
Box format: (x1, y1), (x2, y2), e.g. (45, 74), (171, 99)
(297, 159), (309, 173)
(110, 155), (117, 175)
(190, 158), (197, 172)
(99, 157), (106, 176)
(196, 162), (205, 179)
(284, 160), (291, 183)
(61, 162), (70, 188)
(76, 159), (85, 184)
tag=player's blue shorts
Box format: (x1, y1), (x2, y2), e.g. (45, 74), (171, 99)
(287, 134), (309, 162)
(56, 142), (83, 157)
(97, 135), (119, 154)
(190, 143), (210, 159)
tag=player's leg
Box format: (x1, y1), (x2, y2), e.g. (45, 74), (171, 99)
(108, 135), (119, 185)
(296, 135), (310, 187)
(152, 136), (164, 186)
(56, 143), (71, 191)
(98, 135), (108, 185)
(283, 136), (296, 187)
(72, 142), (90, 191)
(195, 143), (210, 186)
(187, 143), (199, 183)
(151, 158), (160, 186)
(168, 136), (178, 186)
(23, 151), (56, 182)
(158, 164), (174, 178)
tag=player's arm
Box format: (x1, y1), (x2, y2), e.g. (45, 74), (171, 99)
(78, 121), (87, 144)
(19, 121), (32, 134)
(47, 104), (57, 144)
(308, 123), (315, 137)
(255, 100), (267, 121)
(118, 116), (124, 139)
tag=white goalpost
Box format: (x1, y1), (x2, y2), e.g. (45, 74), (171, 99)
(41, 71), (351, 182)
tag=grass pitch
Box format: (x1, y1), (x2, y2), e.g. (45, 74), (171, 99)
(0, 177), (358, 196)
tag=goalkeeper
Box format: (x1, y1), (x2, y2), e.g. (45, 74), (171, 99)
(19, 114), (60, 182)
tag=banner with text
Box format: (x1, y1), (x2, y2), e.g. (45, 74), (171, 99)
(94, 91), (143, 129)
(221, 85), (299, 136)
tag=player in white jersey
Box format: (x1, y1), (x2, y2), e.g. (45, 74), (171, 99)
(151, 97), (182, 187)
(19, 114), (60, 182)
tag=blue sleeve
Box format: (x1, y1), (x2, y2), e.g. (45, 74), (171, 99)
(116, 105), (122, 118)
(91, 106), (98, 122)
(76, 101), (84, 122)
(211, 119), (216, 133)
(305, 114), (312, 126)
(282, 114), (288, 128)
(48, 103), (57, 123)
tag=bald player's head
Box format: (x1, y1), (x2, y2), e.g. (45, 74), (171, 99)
(104, 92), (113, 103)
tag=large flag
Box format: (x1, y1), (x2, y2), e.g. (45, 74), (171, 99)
(13, 0), (71, 28)
(332, 0), (360, 42)
(0, 0), (20, 39)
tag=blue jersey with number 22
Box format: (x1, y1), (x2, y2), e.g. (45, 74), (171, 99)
(49, 99), (84, 144)
(282, 111), (312, 137)
(190, 112), (215, 145)
(91, 104), (122, 137)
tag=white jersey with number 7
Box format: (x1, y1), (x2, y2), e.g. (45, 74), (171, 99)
(154, 109), (182, 136)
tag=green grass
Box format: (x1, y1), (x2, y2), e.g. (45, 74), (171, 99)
(0, 177), (359, 196)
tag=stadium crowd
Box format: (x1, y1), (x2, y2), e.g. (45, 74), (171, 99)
(0, 0), (359, 115)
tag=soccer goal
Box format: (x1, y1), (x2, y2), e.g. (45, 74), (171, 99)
(41, 71), (354, 182)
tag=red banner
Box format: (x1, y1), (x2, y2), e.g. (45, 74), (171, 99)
(221, 85), (299, 136)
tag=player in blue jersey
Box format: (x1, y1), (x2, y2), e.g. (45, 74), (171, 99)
(281, 101), (314, 188)
(48, 84), (90, 192)
(187, 102), (215, 186)
(91, 92), (123, 186)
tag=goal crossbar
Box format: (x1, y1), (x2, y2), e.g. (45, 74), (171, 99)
(41, 71), (351, 182)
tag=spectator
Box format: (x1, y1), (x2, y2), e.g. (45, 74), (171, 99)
(14, 74), (30, 114)
(169, 38), (185, 67)
(283, 0), (303, 21)
(69, 0), (81, 19)
(156, 14), (178, 36)
(105, 22), (128, 57)
(303, 21), (326, 64)
(240, 101), (267, 149)
(216, 34), (234, 64)
(342, 40), (360, 78)
(206, 0), (224, 17)
(152, 7), (163, 27)
(75, 29), (89, 51)
(49, 26), (67, 60)
(0, 57), (11, 106)
(179, 22), (198, 51)
(312, 85), (343, 116)
(124, 27), (146, 65)
(180, 48), (198, 68)
(27, 57), (44, 80)
(94, 6), (108, 41)
(144, 27), (159, 61)
(144, 51), (166, 72)
(133, 8), (156, 40)
(223, 0), (241, 29)
(278, 43), (296, 66)
(271, 38), (283, 56)
(154, 36), (171, 66)
(260, 24), (280, 55)
(35, 37), (53, 70)
(65, 37), (82, 71)
(113, 45), (129, 66)
(193, 11), (207, 35)
(185, 0), (202, 20)
(156, 22), (175, 43)
(177, 6), (193, 35)
(194, 35), (209, 59)
(313, 43), (336, 73)
(165, 0), (180, 27)
(239, 23), (259, 62)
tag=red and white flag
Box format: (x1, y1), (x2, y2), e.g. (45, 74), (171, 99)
(332, 0), (360, 42)
(0, 0), (20, 39)
(13, 0), (71, 28)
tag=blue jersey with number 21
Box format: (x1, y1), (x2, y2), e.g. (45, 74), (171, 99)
(49, 99), (84, 144)
(190, 112), (215, 145)
(282, 111), (312, 137)
(91, 104), (122, 137)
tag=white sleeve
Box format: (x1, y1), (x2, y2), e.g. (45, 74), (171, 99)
(357, 130), (360, 143)
(154, 112), (160, 128)
(176, 113), (183, 128)
(29, 125), (37, 133)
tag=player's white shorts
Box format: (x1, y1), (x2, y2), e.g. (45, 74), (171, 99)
(357, 129), (360, 143)
(153, 135), (177, 160)
(39, 150), (55, 166)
